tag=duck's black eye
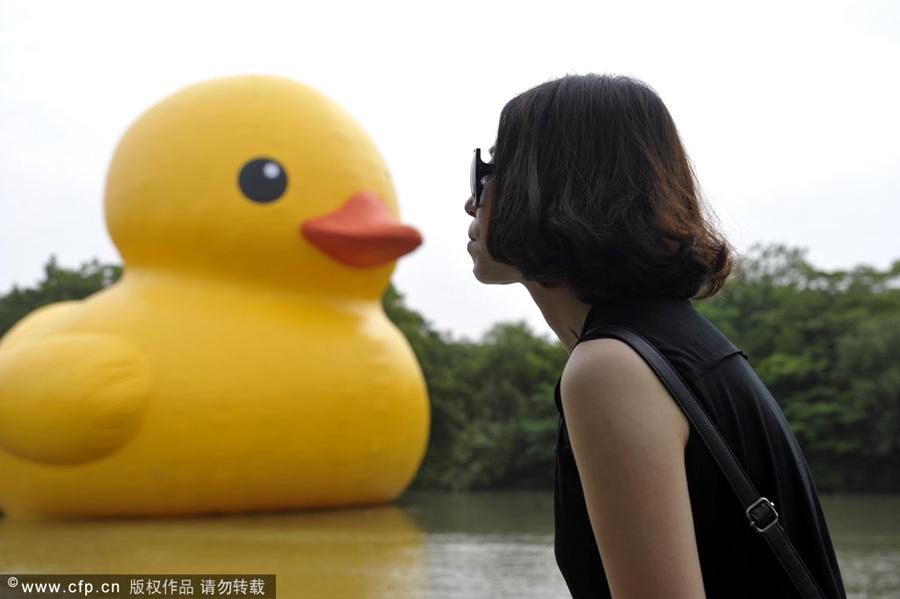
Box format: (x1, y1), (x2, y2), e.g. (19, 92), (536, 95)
(238, 158), (288, 203)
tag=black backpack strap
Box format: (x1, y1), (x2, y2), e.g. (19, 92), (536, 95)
(585, 325), (828, 599)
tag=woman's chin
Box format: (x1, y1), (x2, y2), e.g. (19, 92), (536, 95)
(471, 256), (523, 286)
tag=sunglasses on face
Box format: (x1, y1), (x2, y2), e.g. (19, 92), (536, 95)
(470, 148), (495, 209)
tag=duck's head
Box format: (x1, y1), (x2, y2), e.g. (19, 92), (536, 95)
(104, 76), (421, 299)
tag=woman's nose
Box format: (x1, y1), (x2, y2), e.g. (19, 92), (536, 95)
(464, 195), (476, 217)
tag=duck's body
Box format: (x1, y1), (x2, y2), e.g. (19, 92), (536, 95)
(0, 76), (428, 517)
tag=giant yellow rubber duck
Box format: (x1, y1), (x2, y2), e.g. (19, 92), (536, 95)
(0, 76), (429, 517)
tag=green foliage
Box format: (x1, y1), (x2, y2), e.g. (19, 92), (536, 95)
(0, 256), (122, 337)
(836, 315), (900, 457)
(696, 245), (900, 490)
(383, 285), (567, 491)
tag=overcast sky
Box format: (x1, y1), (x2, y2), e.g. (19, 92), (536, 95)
(1, 0), (898, 340)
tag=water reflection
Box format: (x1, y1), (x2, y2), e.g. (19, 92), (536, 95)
(820, 495), (900, 599)
(400, 492), (571, 599)
(0, 505), (427, 598)
(0, 493), (895, 599)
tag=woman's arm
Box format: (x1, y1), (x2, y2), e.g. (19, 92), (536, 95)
(560, 338), (706, 599)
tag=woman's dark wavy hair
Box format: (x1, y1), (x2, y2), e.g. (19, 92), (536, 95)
(488, 74), (733, 302)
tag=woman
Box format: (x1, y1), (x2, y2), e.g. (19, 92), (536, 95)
(465, 74), (846, 599)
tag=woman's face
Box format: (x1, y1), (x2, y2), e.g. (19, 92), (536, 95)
(465, 176), (523, 285)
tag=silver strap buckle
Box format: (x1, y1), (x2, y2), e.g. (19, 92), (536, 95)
(746, 497), (779, 533)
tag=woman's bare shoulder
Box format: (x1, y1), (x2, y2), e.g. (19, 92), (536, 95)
(561, 337), (687, 442)
(559, 337), (704, 598)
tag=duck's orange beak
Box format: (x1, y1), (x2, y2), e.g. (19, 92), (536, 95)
(301, 191), (423, 269)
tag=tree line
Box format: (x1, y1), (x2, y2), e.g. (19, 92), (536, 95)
(2, 246), (898, 492)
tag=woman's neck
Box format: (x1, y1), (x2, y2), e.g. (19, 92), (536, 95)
(523, 282), (593, 354)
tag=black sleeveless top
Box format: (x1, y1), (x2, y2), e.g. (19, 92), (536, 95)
(554, 296), (846, 599)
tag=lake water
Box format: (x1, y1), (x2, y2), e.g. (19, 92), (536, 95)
(0, 492), (897, 598)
